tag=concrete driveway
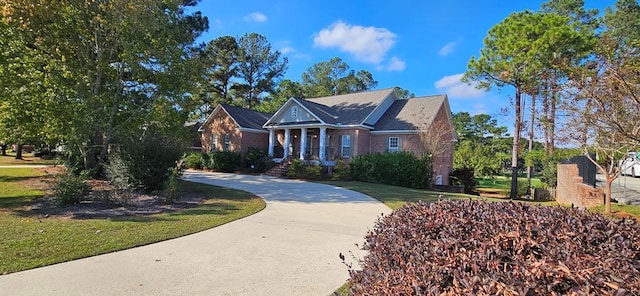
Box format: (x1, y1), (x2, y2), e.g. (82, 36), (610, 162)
(0, 170), (391, 296)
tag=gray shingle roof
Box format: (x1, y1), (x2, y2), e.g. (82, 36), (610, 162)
(303, 88), (395, 125)
(221, 104), (272, 129)
(373, 95), (447, 131)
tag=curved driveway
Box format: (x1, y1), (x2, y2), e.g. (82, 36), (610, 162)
(0, 170), (391, 295)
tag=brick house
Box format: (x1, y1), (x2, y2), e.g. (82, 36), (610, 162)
(199, 88), (456, 185)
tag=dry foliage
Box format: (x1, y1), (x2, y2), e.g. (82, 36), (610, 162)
(347, 200), (640, 295)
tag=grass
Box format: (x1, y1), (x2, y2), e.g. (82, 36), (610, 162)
(0, 168), (48, 208)
(0, 152), (58, 166)
(590, 204), (640, 219)
(476, 175), (542, 189)
(321, 180), (556, 211)
(0, 168), (266, 274)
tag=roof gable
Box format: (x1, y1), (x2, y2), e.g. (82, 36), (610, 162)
(373, 95), (450, 131)
(303, 88), (396, 126)
(264, 98), (324, 127)
(200, 104), (272, 131)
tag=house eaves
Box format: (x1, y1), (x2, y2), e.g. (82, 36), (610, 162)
(198, 104), (226, 132)
(263, 98), (327, 128)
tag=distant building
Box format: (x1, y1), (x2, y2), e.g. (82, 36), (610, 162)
(199, 88), (455, 185)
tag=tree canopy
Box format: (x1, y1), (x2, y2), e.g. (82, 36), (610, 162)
(1, 0), (208, 172)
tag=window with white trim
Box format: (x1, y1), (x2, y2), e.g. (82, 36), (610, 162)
(291, 106), (298, 118)
(224, 134), (231, 151)
(341, 135), (351, 158)
(388, 137), (399, 152)
(211, 134), (218, 151)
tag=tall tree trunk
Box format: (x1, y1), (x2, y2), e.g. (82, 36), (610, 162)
(0, 144), (7, 156)
(15, 143), (23, 160)
(510, 86), (523, 200)
(549, 69), (557, 154)
(543, 78), (552, 156)
(527, 94), (536, 193)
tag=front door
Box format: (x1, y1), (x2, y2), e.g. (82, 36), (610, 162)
(306, 135), (315, 160)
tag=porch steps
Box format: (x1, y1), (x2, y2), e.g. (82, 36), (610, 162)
(263, 160), (291, 178)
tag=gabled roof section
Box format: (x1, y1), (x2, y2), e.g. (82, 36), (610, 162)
(222, 104), (272, 129)
(264, 98), (325, 127)
(200, 104), (272, 131)
(373, 95), (448, 131)
(303, 88), (396, 125)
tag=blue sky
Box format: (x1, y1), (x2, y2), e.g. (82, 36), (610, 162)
(192, 0), (613, 127)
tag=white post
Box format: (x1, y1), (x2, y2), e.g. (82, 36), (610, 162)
(319, 127), (326, 162)
(283, 128), (290, 158)
(268, 129), (275, 157)
(300, 128), (307, 160)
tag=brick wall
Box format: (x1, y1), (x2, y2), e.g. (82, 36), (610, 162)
(200, 110), (243, 153)
(239, 131), (269, 155)
(557, 164), (603, 208)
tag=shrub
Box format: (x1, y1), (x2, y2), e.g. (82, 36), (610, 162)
(346, 200), (640, 295)
(449, 167), (478, 194)
(349, 152), (432, 189)
(53, 172), (91, 205)
(243, 147), (271, 173)
(304, 163), (323, 180)
(162, 167), (182, 203)
(105, 130), (185, 193)
(207, 151), (241, 173)
(182, 152), (205, 169)
(286, 159), (306, 179)
(515, 179), (531, 198)
(331, 160), (352, 181)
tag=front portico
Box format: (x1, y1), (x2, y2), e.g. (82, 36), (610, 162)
(267, 126), (332, 163)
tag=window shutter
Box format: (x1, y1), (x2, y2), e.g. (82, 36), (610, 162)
(398, 137), (403, 151)
(349, 134), (353, 156)
(386, 137), (390, 152)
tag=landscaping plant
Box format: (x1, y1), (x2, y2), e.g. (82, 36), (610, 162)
(53, 172), (91, 205)
(346, 200), (640, 295)
(206, 151), (241, 173)
(349, 152), (432, 189)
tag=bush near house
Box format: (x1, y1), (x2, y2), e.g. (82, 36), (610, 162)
(346, 200), (640, 295)
(206, 151), (241, 173)
(331, 160), (352, 181)
(242, 147), (272, 173)
(182, 152), (206, 170)
(286, 159), (324, 180)
(449, 167), (478, 194)
(349, 152), (432, 189)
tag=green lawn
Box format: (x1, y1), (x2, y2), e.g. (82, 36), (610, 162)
(0, 153), (58, 166)
(0, 167), (265, 274)
(321, 180), (556, 210)
(476, 175), (542, 189)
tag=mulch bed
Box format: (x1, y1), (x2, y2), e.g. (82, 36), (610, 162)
(17, 168), (207, 219)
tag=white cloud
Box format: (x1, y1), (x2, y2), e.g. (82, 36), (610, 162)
(470, 103), (487, 115)
(438, 41), (458, 56)
(434, 73), (485, 98)
(280, 46), (296, 54)
(385, 57), (406, 71)
(244, 12), (267, 23)
(313, 20), (397, 64)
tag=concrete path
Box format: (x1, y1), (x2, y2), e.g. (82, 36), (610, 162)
(0, 165), (51, 168)
(0, 170), (391, 296)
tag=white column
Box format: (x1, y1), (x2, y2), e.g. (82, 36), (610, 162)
(319, 127), (326, 162)
(268, 129), (275, 157)
(283, 128), (290, 158)
(300, 128), (307, 160)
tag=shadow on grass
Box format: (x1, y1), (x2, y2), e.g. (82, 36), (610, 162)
(0, 195), (41, 208)
(0, 175), (37, 182)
